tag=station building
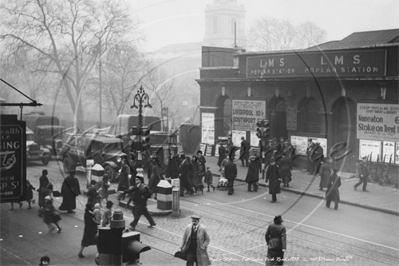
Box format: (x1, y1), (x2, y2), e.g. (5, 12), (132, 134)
(197, 29), (399, 173)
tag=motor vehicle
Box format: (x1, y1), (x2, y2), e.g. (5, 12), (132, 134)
(26, 127), (52, 165)
(60, 133), (127, 181)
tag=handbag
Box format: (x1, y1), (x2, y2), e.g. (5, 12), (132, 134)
(268, 237), (281, 249)
(174, 250), (187, 261)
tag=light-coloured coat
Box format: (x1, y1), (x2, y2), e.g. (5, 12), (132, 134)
(180, 223), (211, 265)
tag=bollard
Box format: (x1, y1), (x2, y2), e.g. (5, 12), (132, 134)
(171, 178), (180, 217)
(86, 159), (94, 189)
(156, 180), (172, 210)
(92, 164), (105, 182)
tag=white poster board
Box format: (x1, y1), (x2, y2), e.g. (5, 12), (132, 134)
(232, 98), (266, 131)
(359, 139), (381, 162)
(250, 131), (260, 147)
(232, 130), (246, 147)
(396, 142), (399, 165)
(214, 144), (220, 157)
(357, 102), (399, 142)
(201, 113), (215, 145)
(290, 136), (308, 155)
(382, 141), (395, 163)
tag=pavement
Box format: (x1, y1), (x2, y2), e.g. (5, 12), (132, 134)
(202, 156), (399, 216)
(4, 160), (397, 266)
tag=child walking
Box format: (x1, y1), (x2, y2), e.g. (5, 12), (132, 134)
(204, 167), (215, 192)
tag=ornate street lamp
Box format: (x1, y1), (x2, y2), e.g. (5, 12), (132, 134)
(131, 85), (152, 129)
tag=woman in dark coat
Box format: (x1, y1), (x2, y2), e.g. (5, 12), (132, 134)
(38, 169), (50, 209)
(245, 154), (262, 192)
(326, 169), (341, 210)
(78, 203), (99, 258)
(265, 159), (281, 203)
(319, 158), (332, 191)
(265, 215), (287, 266)
(117, 159), (130, 192)
(149, 156), (162, 199)
(217, 144), (226, 170)
(59, 171), (81, 213)
(279, 155), (292, 187)
(42, 196), (62, 233)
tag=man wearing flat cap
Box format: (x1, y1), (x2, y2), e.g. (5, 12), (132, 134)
(180, 215), (211, 266)
(354, 156), (369, 192)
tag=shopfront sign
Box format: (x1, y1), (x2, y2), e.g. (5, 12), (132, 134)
(232, 98), (266, 131)
(247, 50), (386, 78)
(0, 117), (26, 203)
(356, 102), (399, 142)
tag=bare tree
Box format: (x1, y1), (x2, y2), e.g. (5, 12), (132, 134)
(1, 0), (138, 128)
(247, 18), (326, 51)
(295, 21), (327, 48)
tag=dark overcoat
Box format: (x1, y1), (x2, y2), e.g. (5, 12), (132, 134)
(81, 209), (99, 247)
(319, 162), (331, 188)
(59, 176), (80, 211)
(224, 161), (237, 181)
(266, 164), (281, 195)
(217, 146), (226, 167)
(245, 156), (262, 183)
(265, 223), (287, 265)
(240, 140), (250, 160)
(279, 156), (292, 184)
(326, 173), (341, 202)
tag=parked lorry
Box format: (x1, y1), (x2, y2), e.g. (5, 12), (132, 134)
(26, 127), (52, 165)
(59, 133), (127, 181)
(23, 112), (65, 157)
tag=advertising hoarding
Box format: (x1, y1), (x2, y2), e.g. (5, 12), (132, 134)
(232, 98), (266, 131)
(359, 139), (381, 162)
(356, 102), (399, 142)
(201, 113), (215, 145)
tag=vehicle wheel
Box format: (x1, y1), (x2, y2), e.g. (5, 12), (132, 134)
(42, 155), (51, 166)
(63, 157), (74, 173)
(105, 166), (116, 182)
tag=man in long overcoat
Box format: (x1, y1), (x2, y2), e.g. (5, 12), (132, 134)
(179, 154), (195, 196)
(326, 169), (341, 210)
(224, 157), (237, 195)
(217, 144), (226, 170)
(306, 139), (316, 174)
(180, 215), (211, 266)
(311, 142), (324, 175)
(59, 170), (80, 213)
(266, 159), (281, 203)
(245, 152), (262, 192)
(240, 137), (250, 167)
(354, 156), (369, 191)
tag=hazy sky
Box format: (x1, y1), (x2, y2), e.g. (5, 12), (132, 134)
(130, 0), (399, 51)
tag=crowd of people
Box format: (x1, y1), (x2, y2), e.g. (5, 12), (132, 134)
(8, 135), (372, 266)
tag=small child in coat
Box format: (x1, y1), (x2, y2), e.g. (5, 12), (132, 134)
(204, 167), (215, 192)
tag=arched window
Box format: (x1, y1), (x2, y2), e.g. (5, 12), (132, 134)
(298, 98), (321, 133)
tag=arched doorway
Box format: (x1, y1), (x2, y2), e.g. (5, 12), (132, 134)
(297, 97), (322, 134)
(215, 96), (232, 138)
(268, 96), (287, 139)
(331, 97), (357, 172)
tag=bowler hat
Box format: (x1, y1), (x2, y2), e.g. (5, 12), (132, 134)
(191, 214), (201, 220)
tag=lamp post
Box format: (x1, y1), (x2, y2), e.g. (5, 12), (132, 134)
(131, 85), (152, 129)
(131, 85), (152, 163)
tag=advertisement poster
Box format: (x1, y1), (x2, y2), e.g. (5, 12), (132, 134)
(214, 144), (220, 157)
(199, 143), (207, 155)
(250, 131), (260, 147)
(232, 130), (246, 147)
(356, 102), (399, 142)
(396, 142), (399, 165)
(201, 113), (215, 145)
(359, 139), (381, 162)
(382, 141), (395, 163)
(290, 136), (308, 155)
(232, 98), (266, 131)
(0, 123), (26, 203)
